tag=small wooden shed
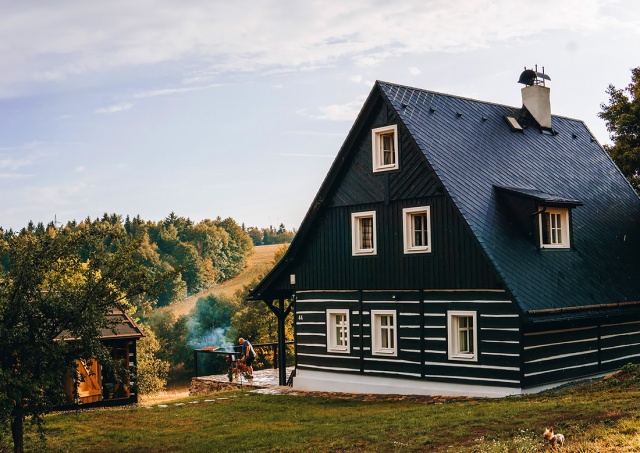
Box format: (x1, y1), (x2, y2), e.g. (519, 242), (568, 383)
(62, 308), (143, 406)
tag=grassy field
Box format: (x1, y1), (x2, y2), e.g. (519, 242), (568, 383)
(155, 243), (283, 319)
(21, 364), (640, 452)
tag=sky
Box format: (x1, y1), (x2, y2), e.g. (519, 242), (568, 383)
(1, 0), (638, 232)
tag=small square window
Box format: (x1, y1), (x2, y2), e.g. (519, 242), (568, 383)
(539, 208), (570, 249)
(327, 309), (350, 353)
(351, 211), (377, 256)
(447, 311), (477, 362)
(403, 206), (431, 254)
(372, 125), (399, 172)
(371, 310), (397, 356)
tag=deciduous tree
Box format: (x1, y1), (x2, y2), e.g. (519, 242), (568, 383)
(599, 67), (640, 189)
(0, 223), (167, 452)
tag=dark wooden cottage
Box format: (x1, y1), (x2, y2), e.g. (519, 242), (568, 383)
(249, 69), (640, 397)
(61, 308), (143, 405)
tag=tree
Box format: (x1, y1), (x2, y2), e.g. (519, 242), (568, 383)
(0, 223), (167, 452)
(599, 67), (640, 189)
(135, 325), (170, 395)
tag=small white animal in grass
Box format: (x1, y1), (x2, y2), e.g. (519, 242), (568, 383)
(543, 427), (565, 447)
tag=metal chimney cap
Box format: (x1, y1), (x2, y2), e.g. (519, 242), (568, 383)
(518, 68), (551, 86)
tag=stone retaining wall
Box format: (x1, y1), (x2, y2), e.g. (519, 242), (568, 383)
(189, 378), (261, 396)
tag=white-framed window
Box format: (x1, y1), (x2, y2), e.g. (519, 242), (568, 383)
(371, 310), (397, 356)
(351, 211), (377, 256)
(403, 206), (432, 254)
(327, 309), (350, 353)
(447, 311), (477, 362)
(539, 207), (570, 249)
(372, 125), (399, 172)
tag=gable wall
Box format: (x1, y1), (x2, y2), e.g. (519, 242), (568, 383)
(280, 99), (502, 292)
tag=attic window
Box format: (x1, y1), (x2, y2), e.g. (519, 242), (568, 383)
(505, 117), (523, 132)
(372, 125), (399, 172)
(539, 207), (570, 249)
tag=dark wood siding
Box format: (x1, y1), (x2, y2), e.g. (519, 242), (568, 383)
(296, 290), (522, 388)
(522, 319), (640, 388)
(421, 294), (521, 388)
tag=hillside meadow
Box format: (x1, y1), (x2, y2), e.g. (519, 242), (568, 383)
(16, 364), (640, 452)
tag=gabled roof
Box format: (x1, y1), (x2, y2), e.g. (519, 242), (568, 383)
(377, 81), (640, 314)
(59, 308), (144, 341)
(251, 80), (640, 319)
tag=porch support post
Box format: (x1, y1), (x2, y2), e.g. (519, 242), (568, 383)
(278, 298), (287, 386)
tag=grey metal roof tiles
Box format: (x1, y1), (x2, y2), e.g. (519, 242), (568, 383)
(379, 81), (640, 314)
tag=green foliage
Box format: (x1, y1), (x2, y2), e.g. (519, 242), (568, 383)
(135, 325), (169, 395)
(146, 311), (193, 369)
(245, 223), (296, 246)
(599, 67), (640, 189)
(0, 222), (169, 452)
(191, 294), (237, 341)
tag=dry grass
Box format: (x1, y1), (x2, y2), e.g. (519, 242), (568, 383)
(155, 244), (282, 319)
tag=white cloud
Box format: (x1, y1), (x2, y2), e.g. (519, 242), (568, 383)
(409, 66), (422, 76)
(132, 83), (222, 98)
(304, 98), (366, 121)
(94, 102), (133, 114)
(0, 0), (635, 95)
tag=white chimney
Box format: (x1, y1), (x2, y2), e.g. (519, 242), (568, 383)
(522, 85), (551, 129)
(518, 66), (552, 130)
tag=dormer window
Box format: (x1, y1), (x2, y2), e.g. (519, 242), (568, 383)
(539, 207), (570, 249)
(372, 125), (399, 172)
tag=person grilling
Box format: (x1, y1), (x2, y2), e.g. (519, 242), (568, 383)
(238, 337), (255, 379)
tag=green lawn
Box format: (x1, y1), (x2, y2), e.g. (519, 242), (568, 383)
(18, 365), (640, 452)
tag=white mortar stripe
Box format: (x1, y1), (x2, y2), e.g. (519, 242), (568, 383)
(364, 358), (420, 365)
(298, 364), (358, 372)
(424, 374), (519, 384)
(525, 362), (598, 377)
(297, 333), (326, 337)
(601, 342), (640, 351)
(526, 350), (597, 363)
(401, 337), (421, 341)
(296, 299), (359, 303)
(424, 361), (519, 371)
(481, 314), (519, 318)
(601, 332), (640, 340)
(601, 353), (640, 364)
(364, 370), (422, 377)
(481, 328), (519, 332)
(482, 340), (519, 344)
(400, 349), (421, 353)
(523, 337), (596, 350)
(425, 300), (512, 304)
(425, 337), (446, 341)
(298, 353), (359, 360)
(424, 350), (447, 354)
(482, 352), (519, 357)
(297, 343), (325, 347)
(424, 313), (446, 317)
(297, 322), (326, 325)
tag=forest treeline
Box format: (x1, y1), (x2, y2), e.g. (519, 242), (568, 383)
(2, 213), (296, 316)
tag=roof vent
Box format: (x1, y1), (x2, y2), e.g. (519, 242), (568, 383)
(518, 66), (551, 87)
(518, 65), (552, 130)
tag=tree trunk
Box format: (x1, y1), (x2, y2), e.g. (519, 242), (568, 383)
(11, 406), (24, 453)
